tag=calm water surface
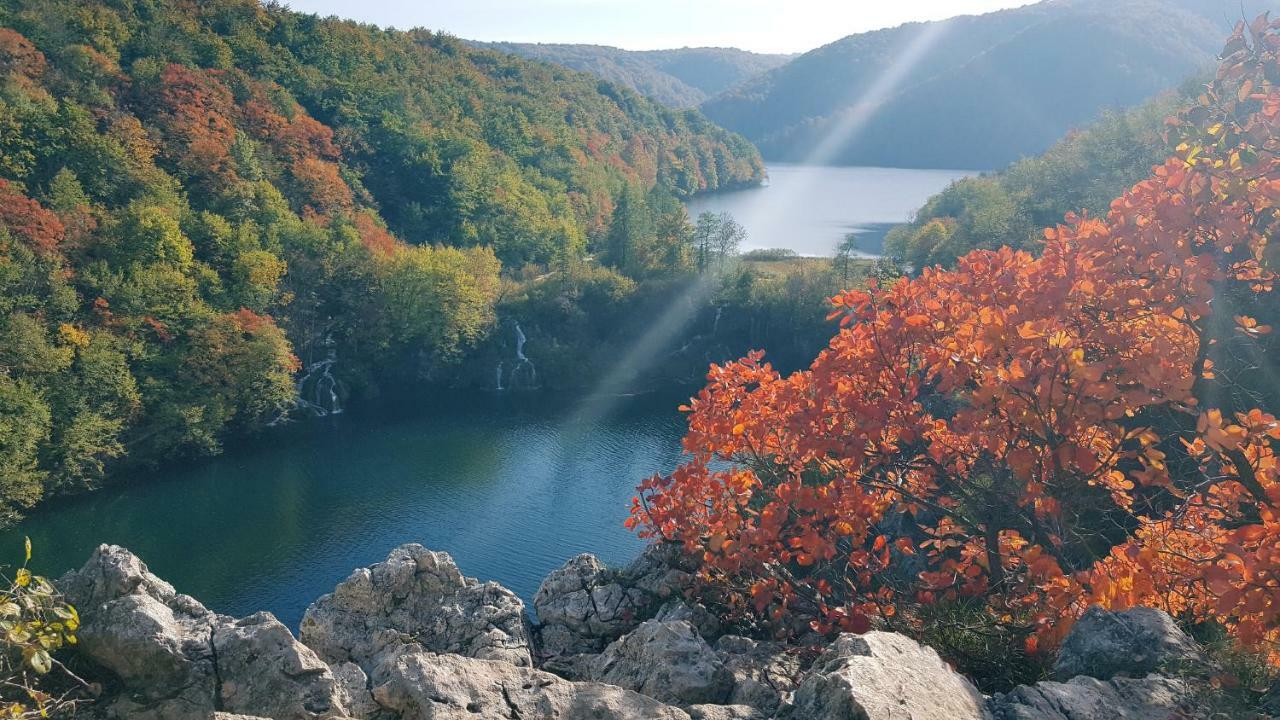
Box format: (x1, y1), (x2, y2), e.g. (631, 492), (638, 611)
(687, 164), (977, 257)
(3, 391), (688, 629)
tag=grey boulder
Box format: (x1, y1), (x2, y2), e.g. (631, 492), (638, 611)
(534, 553), (651, 656)
(299, 544), (533, 671)
(592, 619), (734, 707)
(533, 545), (696, 662)
(784, 631), (990, 720)
(714, 635), (801, 715)
(370, 644), (691, 719)
(687, 705), (769, 720)
(1053, 606), (1206, 681)
(990, 675), (1191, 719)
(59, 544), (350, 720)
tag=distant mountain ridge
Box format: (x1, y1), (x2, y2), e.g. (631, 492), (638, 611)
(474, 43), (794, 108)
(700, 0), (1280, 169)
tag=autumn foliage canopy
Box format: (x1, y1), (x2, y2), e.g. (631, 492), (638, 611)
(630, 17), (1280, 666)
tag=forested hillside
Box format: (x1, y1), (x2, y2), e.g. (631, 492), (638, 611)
(0, 0), (762, 521)
(702, 0), (1272, 168)
(883, 91), (1181, 268)
(475, 43), (793, 108)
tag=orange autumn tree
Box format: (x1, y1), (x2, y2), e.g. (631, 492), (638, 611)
(629, 16), (1280, 672)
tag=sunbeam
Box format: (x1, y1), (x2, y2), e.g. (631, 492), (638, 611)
(565, 19), (957, 427)
(731, 19), (959, 256)
(563, 271), (720, 433)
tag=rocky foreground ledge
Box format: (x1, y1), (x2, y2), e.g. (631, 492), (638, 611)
(58, 542), (1214, 719)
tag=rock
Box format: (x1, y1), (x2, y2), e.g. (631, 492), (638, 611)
(300, 544), (533, 671)
(59, 544), (350, 720)
(1263, 679), (1280, 716)
(1053, 606), (1206, 681)
(213, 612), (347, 720)
(714, 635), (801, 715)
(990, 675), (1190, 719)
(538, 652), (602, 682)
(623, 543), (696, 600)
(75, 592), (214, 695)
(656, 599), (723, 642)
(370, 644), (691, 719)
(784, 632), (989, 720)
(533, 546), (700, 665)
(687, 705), (768, 720)
(331, 662), (379, 719)
(534, 554), (650, 656)
(593, 619), (734, 707)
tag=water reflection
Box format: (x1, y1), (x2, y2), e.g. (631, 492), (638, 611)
(686, 164), (976, 257)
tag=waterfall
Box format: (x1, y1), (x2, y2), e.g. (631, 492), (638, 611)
(296, 356), (343, 417)
(498, 322), (537, 390)
(515, 322), (528, 362)
(712, 306), (723, 336)
(276, 334), (344, 421)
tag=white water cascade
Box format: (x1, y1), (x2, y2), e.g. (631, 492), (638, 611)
(496, 322), (537, 390)
(295, 335), (343, 417)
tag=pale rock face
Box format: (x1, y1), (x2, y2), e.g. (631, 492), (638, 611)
(330, 662), (380, 719)
(687, 704), (769, 720)
(299, 544), (533, 671)
(784, 631), (991, 720)
(213, 612), (347, 719)
(369, 644), (692, 720)
(990, 675), (1191, 719)
(655, 599), (723, 642)
(713, 635), (801, 715)
(1052, 606), (1207, 681)
(592, 619), (735, 707)
(59, 544), (350, 720)
(534, 554), (651, 656)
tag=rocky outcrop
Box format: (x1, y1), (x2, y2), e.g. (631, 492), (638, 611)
(592, 619), (735, 707)
(713, 635), (801, 715)
(990, 675), (1191, 719)
(330, 662), (379, 719)
(1052, 606), (1206, 681)
(687, 705), (768, 720)
(369, 644), (692, 719)
(783, 631), (990, 720)
(533, 545), (696, 661)
(57, 543), (1223, 720)
(533, 553), (650, 657)
(59, 544), (351, 720)
(300, 544), (533, 671)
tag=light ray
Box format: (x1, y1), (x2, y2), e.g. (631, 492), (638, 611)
(564, 19), (957, 428)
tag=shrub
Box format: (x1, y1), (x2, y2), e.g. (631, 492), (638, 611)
(0, 539), (83, 717)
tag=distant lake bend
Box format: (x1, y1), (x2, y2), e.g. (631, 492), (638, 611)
(3, 390), (688, 629)
(687, 164), (979, 257)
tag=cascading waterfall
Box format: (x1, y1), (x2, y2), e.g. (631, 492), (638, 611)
(294, 335), (344, 417)
(268, 336), (344, 425)
(496, 322), (537, 390)
(712, 306), (723, 336)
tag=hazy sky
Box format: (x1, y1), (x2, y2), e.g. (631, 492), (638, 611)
(282, 1), (1037, 54)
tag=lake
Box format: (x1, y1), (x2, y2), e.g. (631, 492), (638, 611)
(687, 164), (977, 257)
(3, 390), (689, 629)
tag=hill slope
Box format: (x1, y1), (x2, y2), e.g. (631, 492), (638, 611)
(883, 91), (1181, 269)
(476, 43), (793, 108)
(0, 0), (762, 518)
(702, 0), (1272, 168)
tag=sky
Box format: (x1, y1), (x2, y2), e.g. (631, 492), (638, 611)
(281, 0), (1038, 54)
